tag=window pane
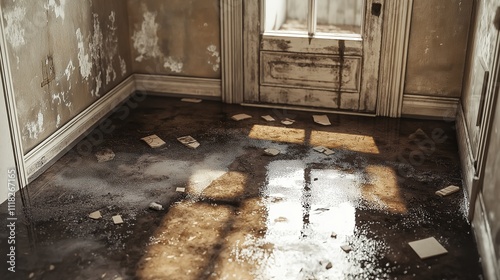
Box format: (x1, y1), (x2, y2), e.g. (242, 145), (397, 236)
(316, 0), (363, 35)
(264, 0), (307, 33)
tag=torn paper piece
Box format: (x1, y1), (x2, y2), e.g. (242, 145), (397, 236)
(341, 244), (352, 253)
(313, 146), (326, 153)
(231, 114), (252, 121)
(112, 215), (124, 225)
(177, 136), (200, 149)
(313, 115), (331, 126)
(409, 237), (448, 259)
(149, 202), (164, 211)
(264, 148), (280, 156)
(95, 148), (115, 163)
(176, 187), (186, 193)
(261, 115), (276, 122)
(323, 148), (335, 155)
(435, 185), (460, 197)
(89, 211), (102, 220)
(141, 134), (166, 148)
(181, 98), (202, 103)
(281, 118), (295, 125)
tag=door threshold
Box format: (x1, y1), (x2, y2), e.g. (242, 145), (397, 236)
(240, 103), (376, 117)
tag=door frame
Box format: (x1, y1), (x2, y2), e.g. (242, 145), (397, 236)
(0, 3), (28, 189)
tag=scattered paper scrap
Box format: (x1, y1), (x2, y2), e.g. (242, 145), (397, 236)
(261, 115), (276, 122)
(95, 148), (115, 163)
(177, 136), (200, 149)
(281, 118), (295, 126)
(141, 134), (166, 148)
(264, 148), (280, 156)
(313, 115), (331, 126)
(409, 237), (448, 259)
(49, 265), (55, 271)
(112, 215), (123, 225)
(341, 244), (352, 253)
(176, 187), (186, 193)
(323, 148), (335, 155)
(435, 185), (460, 197)
(313, 146), (326, 153)
(181, 98), (202, 103)
(149, 202), (164, 211)
(325, 262), (333, 270)
(331, 232), (337, 239)
(88, 211), (102, 220)
(231, 114), (252, 121)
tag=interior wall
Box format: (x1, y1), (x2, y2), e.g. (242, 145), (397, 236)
(404, 0), (473, 98)
(1, 0), (132, 154)
(127, 0), (221, 79)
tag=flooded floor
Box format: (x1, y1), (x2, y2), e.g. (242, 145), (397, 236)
(0, 96), (483, 279)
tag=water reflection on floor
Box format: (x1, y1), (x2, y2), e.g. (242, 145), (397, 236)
(232, 160), (390, 279)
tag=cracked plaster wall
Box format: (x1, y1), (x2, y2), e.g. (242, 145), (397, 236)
(1, 0), (132, 153)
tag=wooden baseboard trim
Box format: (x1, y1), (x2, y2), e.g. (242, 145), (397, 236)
(134, 74), (221, 98)
(401, 94), (459, 119)
(456, 103), (475, 195)
(24, 75), (136, 181)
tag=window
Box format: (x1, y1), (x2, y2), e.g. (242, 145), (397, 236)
(264, 0), (364, 36)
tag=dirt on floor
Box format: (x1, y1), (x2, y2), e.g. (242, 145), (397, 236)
(0, 95), (483, 279)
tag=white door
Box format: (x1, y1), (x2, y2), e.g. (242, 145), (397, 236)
(248, 0), (384, 113)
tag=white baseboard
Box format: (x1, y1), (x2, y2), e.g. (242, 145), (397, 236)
(401, 94), (459, 119)
(134, 74), (221, 98)
(457, 103), (500, 280)
(24, 75), (136, 180)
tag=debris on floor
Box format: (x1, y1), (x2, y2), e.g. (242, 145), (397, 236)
(112, 215), (124, 225)
(435, 185), (460, 197)
(49, 265), (55, 271)
(231, 113), (252, 121)
(88, 211), (102, 220)
(95, 148), (115, 163)
(313, 146), (326, 153)
(313, 114), (331, 126)
(281, 118), (295, 125)
(181, 98), (202, 103)
(325, 262), (333, 270)
(261, 115), (276, 122)
(409, 237), (448, 259)
(149, 202), (164, 211)
(177, 136), (200, 149)
(331, 232), (337, 238)
(341, 244), (352, 253)
(274, 217), (288, 223)
(141, 134), (166, 148)
(176, 187), (186, 193)
(264, 148), (280, 156)
(323, 148), (335, 155)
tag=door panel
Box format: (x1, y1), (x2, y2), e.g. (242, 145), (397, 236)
(255, 0), (384, 113)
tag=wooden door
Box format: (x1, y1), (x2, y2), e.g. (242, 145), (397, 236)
(247, 0), (384, 113)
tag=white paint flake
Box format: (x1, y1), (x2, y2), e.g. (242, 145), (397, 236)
(76, 28), (92, 80)
(105, 11), (118, 84)
(207, 44), (221, 72)
(3, 6), (26, 49)
(132, 11), (163, 62)
(26, 111), (45, 140)
(164, 57), (183, 73)
(46, 0), (66, 20)
(56, 114), (61, 128)
(119, 56), (127, 76)
(64, 60), (75, 81)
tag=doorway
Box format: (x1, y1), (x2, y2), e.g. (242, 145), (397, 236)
(249, 0), (384, 113)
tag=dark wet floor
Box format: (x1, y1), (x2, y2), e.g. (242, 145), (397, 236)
(0, 95), (483, 279)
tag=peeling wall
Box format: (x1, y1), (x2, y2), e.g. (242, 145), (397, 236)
(1, 0), (132, 153)
(127, 0), (221, 78)
(404, 0), (473, 97)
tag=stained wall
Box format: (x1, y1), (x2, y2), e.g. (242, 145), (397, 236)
(126, 0), (221, 78)
(404, 0), (473, 97)
(1, 0), (132, 153)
